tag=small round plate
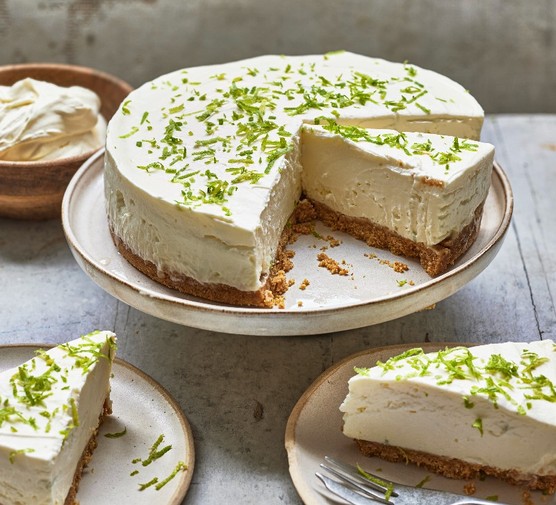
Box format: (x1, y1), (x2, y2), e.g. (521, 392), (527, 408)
(285, 342), (552, 505)
(62, 150), (512, 336)
(0, 345), (195, 505)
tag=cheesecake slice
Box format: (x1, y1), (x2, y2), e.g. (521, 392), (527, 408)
(0, 331), (117, 505)
(340, 341), (556, 493)
(302, 123), (494, 276)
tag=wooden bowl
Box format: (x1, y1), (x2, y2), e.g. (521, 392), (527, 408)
(0, 63), (133, 220)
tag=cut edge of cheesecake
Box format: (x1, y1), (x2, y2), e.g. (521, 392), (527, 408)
(0, 331), (117, 505)
(109, 199), (311, 308)
(64, 398), (113, 505)
(340, 341), (556, 495)
(109, 189), (486, 308)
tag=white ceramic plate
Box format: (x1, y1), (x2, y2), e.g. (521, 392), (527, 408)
(62, 150), (513, 336)
(0, 345), (195, 505)
(285, 342), (554, 505)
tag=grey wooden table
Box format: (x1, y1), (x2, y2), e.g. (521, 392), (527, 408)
(0, 114), (554, 504)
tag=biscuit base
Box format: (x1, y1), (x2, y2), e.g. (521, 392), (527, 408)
(64, 397), (112, 505)
(355, 438), (556, 494)
(309, 199), (485, 277)
(110, 198), (484, 307)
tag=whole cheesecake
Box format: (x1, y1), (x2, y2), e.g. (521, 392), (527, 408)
(0, 331), (116, 505)
(104, 51), (493, 307)
(340, 341), (556, 493)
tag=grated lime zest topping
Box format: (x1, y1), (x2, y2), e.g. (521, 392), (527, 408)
(121, 57), (477, 215)
(0, 332), (115, 452)
(369, 345), (555, 416)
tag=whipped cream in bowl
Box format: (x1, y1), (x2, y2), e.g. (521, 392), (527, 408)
(0, 63), (132, 219)
(0, 77), (106, 162)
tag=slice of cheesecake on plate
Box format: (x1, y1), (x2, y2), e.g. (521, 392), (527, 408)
(0, 330), (117, 505)
(340, 340), (556, 493)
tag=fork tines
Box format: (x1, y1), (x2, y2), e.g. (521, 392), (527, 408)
(323, 456), (398, 496)
(318, 456), (398, 504)
(317, 456), (514, 505)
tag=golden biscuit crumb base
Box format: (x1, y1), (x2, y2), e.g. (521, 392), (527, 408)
(309, 198), (485, 277)
(316, 252), (349, 276)
(522, 489), (534, 505)
(299, 278), (310, 291)
(364, 253), (410, 275)
(355, 439), (556, 494)
(65, 398), (112, 505)
(463, 481), (477, 495)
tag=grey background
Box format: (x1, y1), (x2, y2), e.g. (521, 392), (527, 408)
(0, 0), (554, 113)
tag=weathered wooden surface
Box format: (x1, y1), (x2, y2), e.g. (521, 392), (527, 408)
(0, 114), (555, 503)
(0, 1), (555, 113)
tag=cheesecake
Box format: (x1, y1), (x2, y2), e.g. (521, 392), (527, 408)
(104, 51), (492, 307)
(0, 331), (117, 505)
(340, 341), (556, 493)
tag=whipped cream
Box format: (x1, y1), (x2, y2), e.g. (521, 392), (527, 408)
(0, 78), (106, 161)
(105, 52), (486, 293)
(340, 341), (556, 480)
(0, 331), (116, 505)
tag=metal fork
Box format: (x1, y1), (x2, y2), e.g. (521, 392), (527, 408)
(317, 456), (512, 505)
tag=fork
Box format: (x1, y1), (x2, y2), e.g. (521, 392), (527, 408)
(316, 456), (512, 505)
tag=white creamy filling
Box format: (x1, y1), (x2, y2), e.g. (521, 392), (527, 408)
(105, 143), (301, 291)
(105, 52), (488, 293)
(0, 332), (115, 505)
(339, 115), (482, 141)
(0, 78), (106, 161)
(340, 341), (556, 477)
(301, 127), (494, 246)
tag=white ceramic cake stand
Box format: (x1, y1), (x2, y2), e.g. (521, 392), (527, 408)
(62, 150), (513, 336)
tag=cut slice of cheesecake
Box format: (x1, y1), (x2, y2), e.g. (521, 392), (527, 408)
(340, 341), (556, 493)
(301, 122), (494, 276)
(0, 330), (117, 505)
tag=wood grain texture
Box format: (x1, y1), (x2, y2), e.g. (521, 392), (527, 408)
(0, 115), (554, 504)
(482, 116), (556, 340)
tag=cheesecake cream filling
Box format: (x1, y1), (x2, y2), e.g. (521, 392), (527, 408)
(106, 139), (302, 290)
(340, 341), (556, 478)
(301, 126), (494, 246)
(105, 52), (488, 293)
(0, 331), (116, 505)
(0, 78), (106, 161)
